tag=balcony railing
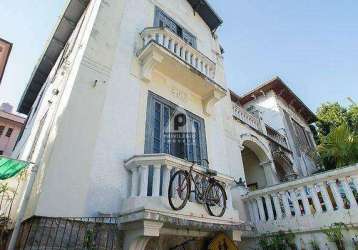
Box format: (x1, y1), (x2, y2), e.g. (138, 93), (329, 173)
(232, 103), (263, 132)
(265, 124), (288, 148)
(243, 164), (358, 233)
(120, 154), (241, 229)
(140, 27), (216, 80)
(232, 103), (291, 150)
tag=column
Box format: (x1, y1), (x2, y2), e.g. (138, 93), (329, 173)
(308, 184), (322, 214)
(264, 195), (274, 220)
(246, 200), (255, 223)
(130, 166), (139, 197)
(298, 187), (312, 215)
(255, 197), (266, 221)
(139, 165), (149, 197)
(280, 191), (292, 218)
(289, 189), (301, 216)
(339, 178), (358, 209)
(161, 164), (173, 197)
(272, 193), (283, 220)
(261, 161), (279, 186)
(318, 182), (334, 212)
(152, 164), (161, 197)
(327, 180), (345, 210)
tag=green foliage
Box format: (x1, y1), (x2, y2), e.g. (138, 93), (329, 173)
(83, 229), (96, 250)
(322, 223), (348, 250)
(347, 105), (358, 134)
(317, 123), (358, 169)
(316, 102), (348, 137)
(310, 240), (320, 250)
(259, 231), (296, 250)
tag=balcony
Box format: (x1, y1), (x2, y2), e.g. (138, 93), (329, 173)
(137, 27), (226, 115)
(232, 103), (290, 151)
(119, 154), (242, 236)
(232, 103), (263, 132)
(242, 164), (358, 234)
(265, 124), (289, 149)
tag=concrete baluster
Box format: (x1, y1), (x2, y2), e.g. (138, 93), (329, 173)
(247, 200), (255, 223)
(252, 199), (261, 223)
(327, 180), (345, 210)
(351, 176), (358, 191)
(161, 164), (173, 198)
(139, 165), (149, 197)
(289, 189), (301, 216)
(339, 177), (358, 209)
(318, 182), (334, 212)
(264, 195), (274, 220)
(256, 197), (266, 221)
(298, 187), (312, 215)
(281, 191), (292, 218)
(308, 184), (322, 214)
(130, 166), (139, 197)
(226, 184), (233, 209)
(272, 193), (283, 220)
(152, 164), (161, 197)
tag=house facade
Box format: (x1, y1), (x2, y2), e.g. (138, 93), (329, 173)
(9, 0), (358, 249)
(0, 103), (25, 157)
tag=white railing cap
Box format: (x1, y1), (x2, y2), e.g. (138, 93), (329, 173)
(244, 163), (358, 199)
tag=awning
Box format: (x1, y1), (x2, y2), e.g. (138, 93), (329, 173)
(0, 157), (30, 180)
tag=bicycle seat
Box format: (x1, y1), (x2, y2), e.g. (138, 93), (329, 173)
(206, 169), (217, 176)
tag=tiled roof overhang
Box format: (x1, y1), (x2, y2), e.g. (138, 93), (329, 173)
(187, 0), (223, 32)
(17, 0), (90, 114)
(233, 77), (317, 124)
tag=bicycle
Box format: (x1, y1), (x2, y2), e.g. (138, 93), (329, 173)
(168, 159), (227, 217)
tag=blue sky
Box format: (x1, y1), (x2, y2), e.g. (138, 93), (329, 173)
(0, 0), (357, 112)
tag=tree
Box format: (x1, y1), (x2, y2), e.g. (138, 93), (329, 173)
(317, 123), (358, 169)
(316, 102), (347, 137)
(347, 104), (358, 134)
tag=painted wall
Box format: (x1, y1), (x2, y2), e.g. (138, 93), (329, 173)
(0, 109), (25, 156)
(13, 0), (234, 218)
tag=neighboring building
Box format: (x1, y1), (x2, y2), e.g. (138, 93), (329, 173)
(9, 0), (358, 249)
(0, 37), (12, 84)
(0, 103), (25, 156)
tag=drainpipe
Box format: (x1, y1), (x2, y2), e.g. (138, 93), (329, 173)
(8, 164), (38, 250)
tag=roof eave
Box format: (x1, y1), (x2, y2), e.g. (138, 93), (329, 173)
(17, 0), (89, 114)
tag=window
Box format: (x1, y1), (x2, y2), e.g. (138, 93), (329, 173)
(5, 128), (13, 137)
(292, 119), (313, 151)
(154, 7), (197, 48)
(0, 126), (4, 136)
(0, 151), (3, 155)
(145, 92), (207, 166)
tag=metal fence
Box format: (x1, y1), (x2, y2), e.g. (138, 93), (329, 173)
(11, 216), (121, 250)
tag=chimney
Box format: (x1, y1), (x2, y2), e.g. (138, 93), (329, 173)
(0, 103), (13, 113)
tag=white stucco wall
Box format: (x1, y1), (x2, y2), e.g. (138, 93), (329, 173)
(13, 0), (236, 218)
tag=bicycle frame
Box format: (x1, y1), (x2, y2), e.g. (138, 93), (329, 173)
(186, 162), (223, 203)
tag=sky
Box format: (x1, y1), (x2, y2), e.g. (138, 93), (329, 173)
(0, 0), (357, 113)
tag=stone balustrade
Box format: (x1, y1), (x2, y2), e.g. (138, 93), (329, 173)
(232, 103), (263, 132)
(265, 124), (288, 149)
(120, 154), (242, 231)
(124, 154), (233, 205)
(243, 164), (358, 233)
(140, 27), (216, 80)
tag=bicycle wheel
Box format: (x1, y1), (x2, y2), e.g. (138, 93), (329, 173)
(206, 182), (227, 217)
(168, 170), (190, 211)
